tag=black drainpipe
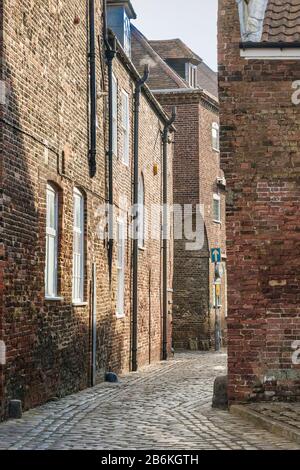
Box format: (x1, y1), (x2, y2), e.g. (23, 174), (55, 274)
(132, 65), (149, 372)
(89, 0), (97, 177)
(162, 107), (176, 361)
(105, 26), (117, 279)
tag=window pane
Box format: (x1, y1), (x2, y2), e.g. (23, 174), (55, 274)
(121, 91), (129, 164)
(45, 185), (58, 297)
(212, 124), (219, 150)
(74, 196), (81, 229)
(46, 235), (55, 296)
(213, 197), (220, 222)
(73, 191), (84, 302)
(124, 16), (131, 56)
(47, 190), (56, 229)
(138, 177), (144, 248)
(112, 75), (118, 156)
(117, 220), (125, 316)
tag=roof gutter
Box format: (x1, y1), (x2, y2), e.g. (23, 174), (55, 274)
(108, 31), (176, 130)
(153, 88), (219, 109)
(240, 41), (300, 49)
(239, 41), (300, 60)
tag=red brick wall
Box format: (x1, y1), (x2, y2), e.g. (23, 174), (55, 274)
(199, 103), (227, 346)
(0, 0), (4, 418)
(0, 0), (173, 419)
(219, 0), (300, 403)
(155, 91), (226, 349)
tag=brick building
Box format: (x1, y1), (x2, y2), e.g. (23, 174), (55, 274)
(219, 0), (300, 403)
(0, 0), (174, 419)
(131, 28), (227, 350)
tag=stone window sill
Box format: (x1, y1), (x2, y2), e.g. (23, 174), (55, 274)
(116, 313), (125, 319)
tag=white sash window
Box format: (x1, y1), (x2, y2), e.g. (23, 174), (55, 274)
(73, 188), (85, 303)
(138, 175), (145, 249)
(45, 184), (58, 298)
(121, 89), (129, 165)
(116, 218), (125, 317)
(212, 122), (220, 152)
(112, 74), (118, 157)
(213, 193), (221, 223)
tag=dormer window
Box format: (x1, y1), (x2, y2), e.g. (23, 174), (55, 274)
(185, 63), (197, 88)
(107, 1), (137, 58)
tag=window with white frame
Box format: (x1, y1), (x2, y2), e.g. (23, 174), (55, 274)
(73, 188), (85, 303)
(112, 73), (118, 156)
(212, 122), (220, 151)
(185, 63), (197, 88)
(124, 15), (131, 57)
(213, 193), (221, 223)
(116, 218), (125, 317)
(45, 184), (58, 298)
(121, 89), (129, 165)
(138, 174), (145, 249)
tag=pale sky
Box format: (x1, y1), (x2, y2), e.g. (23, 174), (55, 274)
(132, 0), (218, 71)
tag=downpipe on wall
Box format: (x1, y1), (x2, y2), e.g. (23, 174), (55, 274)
(162, 107), (176, 361)
(105, 28), (117, 279)
(89, 0), (97, 177)
(132, 65), (149, 372)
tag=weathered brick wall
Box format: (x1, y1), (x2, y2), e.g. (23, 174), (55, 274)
(155, 91), (226, 349)
(219, 0), (300, 402)
(0, 0), (4, 418)
(0, 0), (173, 419)
(0, 0), (105, 416)
(199, 101), (227, 347)
(106, 55), (174, 372)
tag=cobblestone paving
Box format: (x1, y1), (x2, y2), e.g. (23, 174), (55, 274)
(0, 352), (298, 450)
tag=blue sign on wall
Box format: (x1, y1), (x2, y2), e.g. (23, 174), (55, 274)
(211, 248), (221, 263)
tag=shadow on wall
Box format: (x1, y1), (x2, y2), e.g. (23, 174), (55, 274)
(1, 55), (91, 417)
(1, 58), (38, 416)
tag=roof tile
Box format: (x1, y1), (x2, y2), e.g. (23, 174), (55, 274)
(148, 39), (201, 63)
(262, 0), (300, 42)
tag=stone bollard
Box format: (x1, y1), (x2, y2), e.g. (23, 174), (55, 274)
(105, 372), (119, 383)
(9, 400), (22, 419)
(212, 375), (228, 410)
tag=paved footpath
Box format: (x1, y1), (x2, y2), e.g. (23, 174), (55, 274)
(0, 352), (298, 450)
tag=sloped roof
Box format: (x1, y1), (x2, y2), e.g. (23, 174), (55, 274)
(131, 26), (188, 90)
(197, 62), (218, 98)
(131, 26), (218, 100)
(262, 0), (300, 43)
(148, 39), (202, 63)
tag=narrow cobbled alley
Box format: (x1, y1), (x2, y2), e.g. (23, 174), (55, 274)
(0, 352), (297, 450)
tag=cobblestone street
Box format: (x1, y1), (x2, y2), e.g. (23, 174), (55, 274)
(0, 352), (298, 450)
